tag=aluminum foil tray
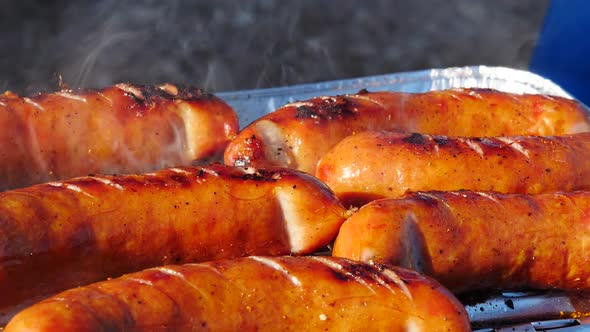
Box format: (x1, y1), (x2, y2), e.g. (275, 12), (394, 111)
(219, 65), (574, 127)
(219, 66), (590, 331)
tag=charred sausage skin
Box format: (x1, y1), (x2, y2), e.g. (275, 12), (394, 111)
(0, 84), (239, 190)
(5, 256), (470, 332)
(0, 164), (346, 324)
(224, 88), (590, 174)
(333, 190), (590, 293)
(316, 131), (590, 206)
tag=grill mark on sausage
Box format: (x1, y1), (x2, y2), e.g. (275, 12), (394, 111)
(412, 193), (440, 208)
(153, 267), (212, 302)
(46, 296), (110, 330)
(63, 286), (134, 329)
(88, 284), (137, 327)
(496, 137), (531, 158)
(459, 138), (485, 157)
(308, 256), (376, 295)
(478, 137), (504, 149)
(23, 97), (46, 112)
(96, 92), (113, 106)
(186, 263), (225, 279)
(416, 192), (453, 213)
(346, 263), (401, 296)
(169, 167), (192, 175)
(473, 191), (504, 206)
(90, 177), (125, 191)
(54, 92), (88, 103)
(379, 269), (413, 301)
(46, 182), (95, 199)
(249, 256), (302, 287)
(168, 174), (193, 187)
(124, 275), (183, 323)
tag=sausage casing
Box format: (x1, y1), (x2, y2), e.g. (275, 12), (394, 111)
(224, 88), (590, 173)
(0, 164), (346, 323)
(332, 190), (590, 293)
(316, 131), (590, 206)
(0, 84), (239, 190)
(5, 256), (470, 332)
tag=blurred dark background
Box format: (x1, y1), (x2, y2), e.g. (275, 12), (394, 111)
(0, 0), (550, 95)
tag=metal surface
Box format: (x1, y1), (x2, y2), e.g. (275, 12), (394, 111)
(218, 65), (574, 127)
(218, 65), (589, 330)
(466, 291), (590, 330)
(474, 318), (590, 331)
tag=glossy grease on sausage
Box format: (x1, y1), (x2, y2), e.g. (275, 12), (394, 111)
(0, 164), (346, 324)
(316, 131), (590, 206)
(0, 84), (239, 190)
(332, 190), (590, 293)
(224, 88), (590, 173)
(5, 256), (470, 332)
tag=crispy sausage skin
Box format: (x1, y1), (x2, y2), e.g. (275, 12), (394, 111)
(0, 84), (239, 190)
(224, 88), (590, 174)
(316, 131), (590, 206)
(5, 256), (470, 332)
(0, 164), (346, 324)
(332, 190), (590, 293)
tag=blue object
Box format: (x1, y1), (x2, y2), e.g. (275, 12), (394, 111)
(530, 0), (590, 105)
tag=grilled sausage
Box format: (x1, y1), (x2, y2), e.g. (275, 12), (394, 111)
(332, 190), (590, 293)
(0, 164), (346, 324)
(316, 131), (590, 207)
(4, 256), (470, 332)
(224, 88), (590, 174)
(0, 83), (239, 190)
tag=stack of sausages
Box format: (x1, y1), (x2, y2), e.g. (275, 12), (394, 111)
(2, 85), (590, 331)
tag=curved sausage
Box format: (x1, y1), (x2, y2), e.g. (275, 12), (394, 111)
(0, 84), (239, 190)
(332, 190), (590, 293)
(224, 88), (590, 174)
(5, 256), (470, 332)
(316, 131), (590, 207)
(0, 164), (346, 324)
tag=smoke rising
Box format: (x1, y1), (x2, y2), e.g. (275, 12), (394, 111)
(0, 0), (549, 95)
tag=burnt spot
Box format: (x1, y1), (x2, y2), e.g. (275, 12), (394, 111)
(294, 96), (358, 120)
(432, 135), (450, 146)
(464, 88), (497, 95)
(245, 134), (258, 145)
(295, 105), (316, 118)
(357, 88), (370, 95)
(116, 83), (213, 103)
(402, 133), (427, 145)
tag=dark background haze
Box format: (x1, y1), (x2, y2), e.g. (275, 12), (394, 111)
(0, 0), (549, 95)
